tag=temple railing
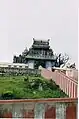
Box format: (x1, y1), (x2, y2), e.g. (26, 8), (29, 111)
(0, 98), (77, 118)
(41, 68), (78, 98)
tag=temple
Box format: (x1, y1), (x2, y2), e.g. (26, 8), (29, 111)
(13, 38), (68, 70)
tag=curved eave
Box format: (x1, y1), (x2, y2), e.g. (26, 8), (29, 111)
(25, 56), (56, 61)
(32, 45), (50, 49)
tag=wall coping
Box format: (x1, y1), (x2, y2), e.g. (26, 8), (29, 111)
(0, 98), (77, 104)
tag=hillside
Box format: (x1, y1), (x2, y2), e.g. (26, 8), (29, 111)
(0, 75), (68, 99)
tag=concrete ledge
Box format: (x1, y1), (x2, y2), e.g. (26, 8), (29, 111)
(0, 98), (78, 104)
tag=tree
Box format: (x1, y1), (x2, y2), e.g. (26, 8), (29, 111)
(56, 53), (69, 67)
(67, 63), (76, 69)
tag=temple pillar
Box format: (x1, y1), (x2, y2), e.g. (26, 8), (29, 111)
(28, 60), (34, 69)
(45, 61), (52, 71)
(34, 103), (45, 119)
(56, 103), (66, 119)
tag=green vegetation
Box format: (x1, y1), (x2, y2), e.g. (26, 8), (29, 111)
(0, 75), (68, 99)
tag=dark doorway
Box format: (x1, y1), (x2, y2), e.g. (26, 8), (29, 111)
(34, 60), (45, 69)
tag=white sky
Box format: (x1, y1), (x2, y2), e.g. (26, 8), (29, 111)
(0, 0), (78, 67)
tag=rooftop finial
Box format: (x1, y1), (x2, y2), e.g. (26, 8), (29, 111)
(48, 39), (50, 42)
(33, 38), (35, 41)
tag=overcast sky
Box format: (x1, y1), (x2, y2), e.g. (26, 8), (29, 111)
(0, 0), (78, 67)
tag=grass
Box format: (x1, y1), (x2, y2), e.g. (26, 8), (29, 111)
(0, 75), (68, 99)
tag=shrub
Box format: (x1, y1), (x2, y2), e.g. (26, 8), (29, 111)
(24, 76), (29, 81)
(1, 91), (16, 99)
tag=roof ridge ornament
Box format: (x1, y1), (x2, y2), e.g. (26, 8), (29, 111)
(33, 38), (50, 42)
(48, 39), (50, 42)
(33, 38), (35, 41)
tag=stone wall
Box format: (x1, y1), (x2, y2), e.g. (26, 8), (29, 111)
(0, 68), (41, 76)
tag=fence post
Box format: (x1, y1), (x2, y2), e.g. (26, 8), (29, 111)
(56, 103), (66, 119)
(12, 104), (23, 118)
(34, 103), (45, 119)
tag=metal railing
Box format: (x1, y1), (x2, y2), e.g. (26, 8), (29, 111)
(41, 68), (78, 98)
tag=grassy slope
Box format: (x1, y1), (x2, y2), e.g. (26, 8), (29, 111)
(0, 75), (68, 99)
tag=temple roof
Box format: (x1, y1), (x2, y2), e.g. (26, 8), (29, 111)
(32, 38), (50, 49)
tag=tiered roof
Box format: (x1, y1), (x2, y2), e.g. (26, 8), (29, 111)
(32, 38), (50, 49)
(24, 38), (57, 60)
